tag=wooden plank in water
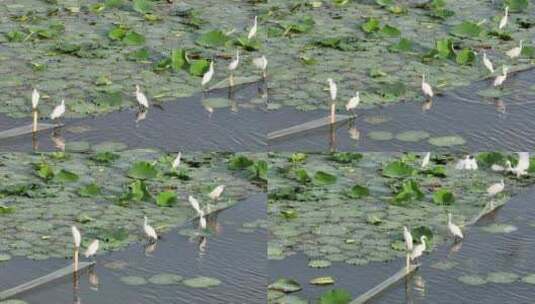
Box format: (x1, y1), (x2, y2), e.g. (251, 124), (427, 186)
(0, 262), (94, 300)
(465, 200), (505, 226)
(350, 264), (419, 304)
(267, 115), (352, 141)
(0, 123), (62, 140)
(208, 76), (262, 91)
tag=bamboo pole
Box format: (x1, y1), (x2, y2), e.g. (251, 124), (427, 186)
(0, 123), (62, 140)
(267, 115), (351, 141)
(32, 110), (38, 133)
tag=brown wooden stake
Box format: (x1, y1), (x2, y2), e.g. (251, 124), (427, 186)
(330, 102), (335, 124)
(229, 73), (234, 87)
(73, 248), (79, 273)
(32, 110), (38, 133)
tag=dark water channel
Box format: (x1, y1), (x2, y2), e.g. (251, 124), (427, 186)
(0, 193), (266, 304)
(269, 186), (535, 303)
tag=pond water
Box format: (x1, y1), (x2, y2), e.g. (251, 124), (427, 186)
(268, 68), (535, 151)
(269, 186), (535, 303)
(0, 193), (266, 304)
(0, 82), (268, 152)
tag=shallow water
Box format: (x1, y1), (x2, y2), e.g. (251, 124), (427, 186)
(269, 187), (535, 303)
(0, 83), (268, 152)
(268, 68), (535, 151)
(0, 193), (266, 304)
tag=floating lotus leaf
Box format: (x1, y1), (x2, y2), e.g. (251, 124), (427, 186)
(458, 274), (487, 286)
(395, 131), (430, 142)
(521, 274), (535, 284)
(0, 254), (11, 262)
(92, 142), (128, 153)
(367, 131), (393, 141)
(486, 272), (519, 284)
(481, 223), (518, 234)
(428, 136), (466, 147)
(269, 278), (302, 293)
(148, 273), (183, 285)
(310, 276), (335, 285)
(431, 261), (458, 270)
(182, 276), (221, 288)
(0, 300), (28, 304)
(308, 259), (331, 268)
(120, 276), (147, 286)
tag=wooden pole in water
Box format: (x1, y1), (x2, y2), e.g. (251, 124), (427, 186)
(32, 110), (38, 133)
(330, 102), (336, 124)
(73, 248), (79, 273)
(229, 73), (234, 87)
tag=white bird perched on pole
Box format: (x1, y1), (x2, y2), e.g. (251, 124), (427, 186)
(135, 85), (149, 109)
(32, 89), (40, 110)
(410, 236), (427, 262)
(84, 239), (99, 258)
(487, 179), (505, 197)
(499, 6), (509, 30)
(209, 185), (225, 201)
(253, 56), (268, 79)
(327, 78), (337, 124)
(491, 152), (529, 177)
(50, 99), (65, 121)
(228, 50), (240, 87)
(482, 52), (494, 73)
(421, 152), (431, 168)
(71, 226), (81, 271)
(143, 216), (158, 242)
(201, 61), (214, 89)
(447, 213), (464, 241)
(248, 16), (258, 40)
(493, 66), (509, 87)
(172, 152), (181, 169)
(345, 91), (360, 116)
(421, 74), (434, 99)
(403, 226), (413, 251)
(506, 40), (523, 59)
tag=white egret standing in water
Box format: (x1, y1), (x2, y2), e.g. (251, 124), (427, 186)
(189, 195), (208, 230)
(421, 152), (431, 168)
(345, 91), (360, 116)
(202, 61), (214, 90)
(506, 40), (523, 59)
(447, 213), (464, 241)
(253, 56), (268, 79)
(143, 216), (158, 243)
(228, 50), (240, 87)
(421, 74), (434, 99)
(32, 89), (40, 132)
(71, 226), (81, 270)
(50, 99), (65, 122)
(84, 239), (99, 259)
(499, 6), (509, 30)
(172, 152), (181, 169)
(135, 85), (149, 109)
(482, 52), (494, 73)
(493, 66), (509, 87)
(209, 185), (225, 201)
(410, 236), (427, 263)
(487, 179), (505, 197)
(248, 16), (258, 40)
(327, 78), (337, 124)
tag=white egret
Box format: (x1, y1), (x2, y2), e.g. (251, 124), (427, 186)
(491, 152), (529, 177)
(228, 50), (240, 86)
(172, 152), (181, 169)
(487, 179), (505, 197)
(482, 52), (494, 73)
(421, 152), (431, 168)
(143, 216), (158, 242)
(209, 185), (225, 201)
(50, 99), (65, 121)
(467, 155), (478, 170)
(71, 226), (81, 270)
(410, 236), (427, 263)
(403, 226), (413, 251)
(447, 213), (464, 241)
(421, 74), (434, 99)
(84, 239), (99, 258)
(345, 91), (360, 115)
(248, 16), (258, 40)
(253, 55), (268, 78)
(199, 211), (207, 230)
(202, 61), (214, 89)
(493, 66), (509, 87)
(499, 6), (509, 30)
(327, 78), (337, 124)
(32, 89), (40, 110)
(506, 40), (523, 59)
(135, 85), (149, 109)
(188, 195), (203, 215)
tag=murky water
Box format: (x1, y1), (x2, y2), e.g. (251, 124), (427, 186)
(0, 83), (268, 152)
(269, 187), (535, 303)
(268, 68), (535, 151)
(0, 193), (266, 304)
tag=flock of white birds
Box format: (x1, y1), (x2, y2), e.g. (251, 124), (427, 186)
(402, 152), (529, 266)
(67, 151), (225, 269)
